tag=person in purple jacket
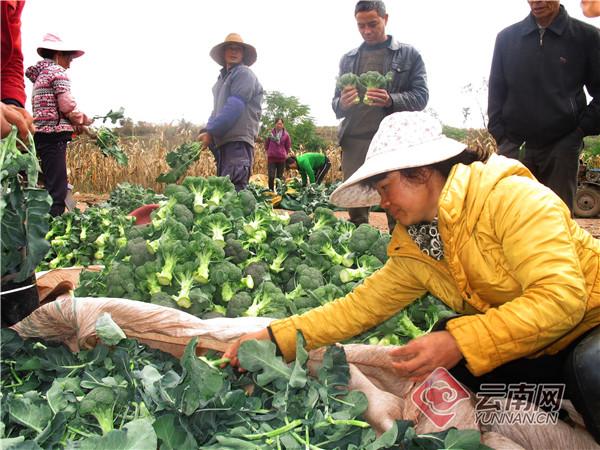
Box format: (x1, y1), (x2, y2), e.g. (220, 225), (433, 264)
(265, 118), (291, 191)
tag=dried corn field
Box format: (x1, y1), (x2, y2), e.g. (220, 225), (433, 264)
(67, 127), (497, 194)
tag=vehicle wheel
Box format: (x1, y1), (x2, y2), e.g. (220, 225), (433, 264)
(574, 187), (600, 218)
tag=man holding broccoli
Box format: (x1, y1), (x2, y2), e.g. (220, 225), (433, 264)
(333, 0), (428, 229)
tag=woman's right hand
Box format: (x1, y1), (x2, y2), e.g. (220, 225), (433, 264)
(223, 328), (271, 369)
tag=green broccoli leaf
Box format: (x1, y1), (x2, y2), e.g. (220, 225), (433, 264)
(95, 313), (127, 346)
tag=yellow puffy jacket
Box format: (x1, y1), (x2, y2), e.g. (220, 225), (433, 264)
(270, 155), (600, 376)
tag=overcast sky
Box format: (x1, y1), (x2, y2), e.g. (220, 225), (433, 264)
(20, 0), (597, 128)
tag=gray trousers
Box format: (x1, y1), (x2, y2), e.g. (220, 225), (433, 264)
(216, 141), (254, 191)
(341, 137), (396, 232)
(498, 133), (583, 214)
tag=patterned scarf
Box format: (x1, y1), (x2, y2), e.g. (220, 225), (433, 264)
(406, 218), (444, 261)
(271, 129), (283, 144)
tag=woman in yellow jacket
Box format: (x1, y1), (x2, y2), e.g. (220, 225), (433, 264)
(225, 112), (600, 441)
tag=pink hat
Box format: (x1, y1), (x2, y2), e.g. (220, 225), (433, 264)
(37, 33), (84, 58)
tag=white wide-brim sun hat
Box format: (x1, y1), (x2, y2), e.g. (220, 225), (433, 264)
(37, 33), (84, 58)
(330, 111), (467, 208)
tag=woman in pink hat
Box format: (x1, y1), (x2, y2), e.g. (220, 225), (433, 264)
(224, 111), (600, 442)
(25, 33), (92, 216)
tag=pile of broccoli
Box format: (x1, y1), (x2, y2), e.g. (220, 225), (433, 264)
(40, 207), (135, 270)
(73, 175), (392, 320)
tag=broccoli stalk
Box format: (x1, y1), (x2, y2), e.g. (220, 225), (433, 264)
(245, 282), (286, 317)
(199, 212), (232, 246)
(198, 355), (231, 369)
(397, 312), (425, 339)
(48, 253), (65, 269)
(79, 223), (89, 242)
(183, 177), (209, 213)
(359, 71), (393, 105)
(193, 250), (213, 285)
(173, 271), (196, 308)
(116, 224), (127, 248)
(339, 255), (383, 283)
(156, 244), (181, 286)
(94, 232), (111, 261)
(79, 386), (117, 435)
(147, 274), (162, 295)
(268, 237), (296, 273)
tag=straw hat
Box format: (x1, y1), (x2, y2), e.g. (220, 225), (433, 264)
(330, 111), (466, 208)
(37, 33), (84, 58)
(210, 33), (257, 67)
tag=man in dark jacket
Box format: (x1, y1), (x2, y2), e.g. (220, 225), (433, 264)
(332, 0), (428, 229)
(488, 1), (600, 214)
(199, 33), (263, 191)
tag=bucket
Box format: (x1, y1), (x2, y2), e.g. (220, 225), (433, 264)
(1, 274), (40, 327)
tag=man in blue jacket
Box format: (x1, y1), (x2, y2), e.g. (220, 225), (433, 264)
(488, 1), (600, 214)
(332, 0), (428, 230)
(200, 33), (263, 191)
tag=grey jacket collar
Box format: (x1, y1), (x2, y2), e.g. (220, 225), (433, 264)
(520, 4), (569, 36)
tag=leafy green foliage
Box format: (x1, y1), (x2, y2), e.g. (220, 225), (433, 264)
(260, 178), (345, 213)
(1, 128), (52, 282)
(93, 107), (125, 124)
(95, 127), (129, 166)
(156, 142), (202, 184)
(106, 183), (164, 215)
(0, 329), (490, 448)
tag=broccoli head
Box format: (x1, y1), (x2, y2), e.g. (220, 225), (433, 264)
(79, 386), (119, 435)
(348, 223), (380, 255)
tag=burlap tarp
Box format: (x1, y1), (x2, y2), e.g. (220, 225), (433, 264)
(11, 296), (599, 449)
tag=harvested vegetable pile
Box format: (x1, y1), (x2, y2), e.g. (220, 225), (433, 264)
(39, 207), (134, 270)
(75, 175), (390, 320)
(0, 327), (489, 449)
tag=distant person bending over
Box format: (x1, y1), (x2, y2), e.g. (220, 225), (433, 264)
(1, 0), (34, 140)
(286, 153), (330, 187)
(198, 33), (264, 191)
(25, 33), (92, 217)
(581, 0), (600, 17)
(265, 118), (291, 191)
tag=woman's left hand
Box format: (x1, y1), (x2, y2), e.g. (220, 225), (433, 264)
(388, 331), (463, 382)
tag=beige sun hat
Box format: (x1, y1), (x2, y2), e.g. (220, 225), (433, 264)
(330, 111), (466, 208)
(210, 33), (257, 67)
(37, 33), (84, 58)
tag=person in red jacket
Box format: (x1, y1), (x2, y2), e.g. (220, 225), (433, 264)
(1, 0), (34, 140)
(264, 118), (291, 191)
